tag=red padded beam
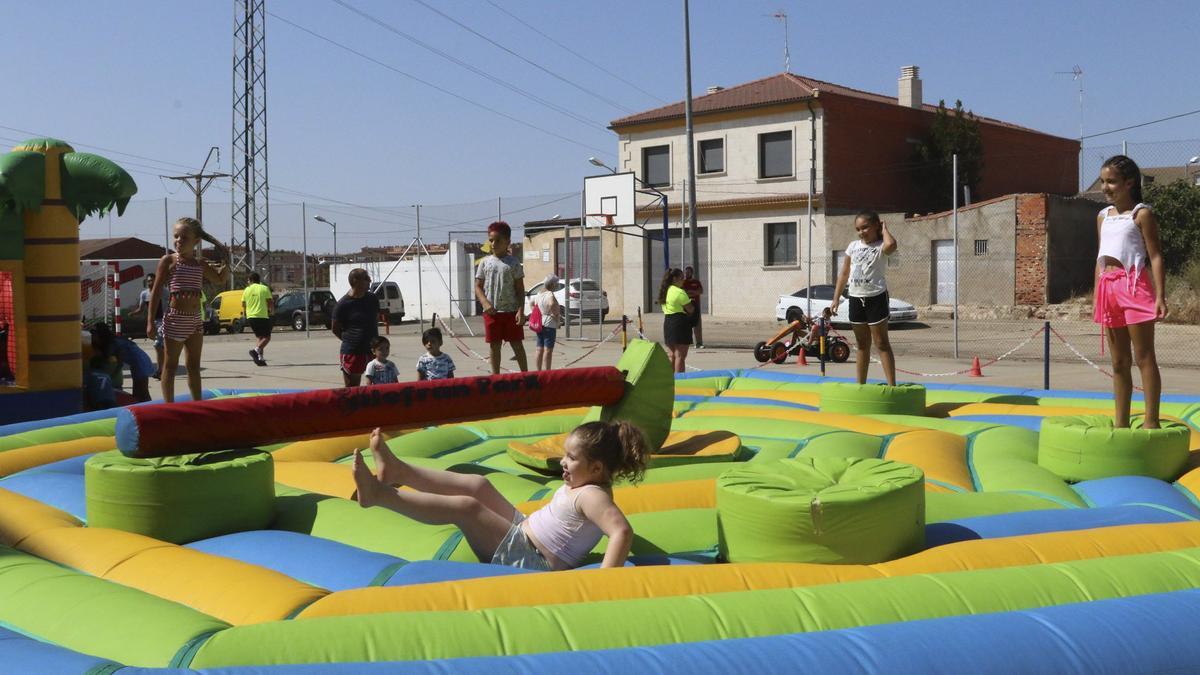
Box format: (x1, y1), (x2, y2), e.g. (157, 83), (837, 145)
(116, 367), (625, 458)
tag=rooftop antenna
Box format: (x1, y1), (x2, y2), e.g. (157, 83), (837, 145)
(1054, 65), (1084, 140)
(1054, 65), (1084, 189)
(771, 10), (790, 73)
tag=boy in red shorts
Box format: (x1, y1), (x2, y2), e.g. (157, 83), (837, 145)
(474, 221), (528, 374)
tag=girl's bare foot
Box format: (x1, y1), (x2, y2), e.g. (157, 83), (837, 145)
(352, 450), (384, 508)
(369, 427), (405, 486)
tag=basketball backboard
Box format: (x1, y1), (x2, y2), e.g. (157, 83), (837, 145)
(583, 172), (635, 229)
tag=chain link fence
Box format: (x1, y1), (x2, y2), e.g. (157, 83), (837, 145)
(81, 138), (1200, 372)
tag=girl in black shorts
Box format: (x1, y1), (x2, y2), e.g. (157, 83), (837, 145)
(832, 210), (898, 385)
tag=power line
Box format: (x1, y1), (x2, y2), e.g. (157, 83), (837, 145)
(1083, 108), (1200, 140)
(327, 0), (607, 129)
(0, 123), (197, 173)
(267, 10), (613, 157)
(404, 0), (636, 113)
(482, 0), (667, 105)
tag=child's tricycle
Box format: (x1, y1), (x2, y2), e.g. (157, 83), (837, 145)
(753, 320), (851, 364)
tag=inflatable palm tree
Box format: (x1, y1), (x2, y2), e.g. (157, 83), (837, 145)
(0, 138), (136, 418)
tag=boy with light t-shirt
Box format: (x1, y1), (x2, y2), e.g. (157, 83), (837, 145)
(474, 221), (528, 374)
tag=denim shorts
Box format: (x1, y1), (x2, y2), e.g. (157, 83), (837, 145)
(536, 327), (557, 349)
(491, 511), (551, 571)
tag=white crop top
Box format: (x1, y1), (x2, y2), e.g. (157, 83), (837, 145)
(1097, 204), (1149, 278)
(525, 484), (605, 568)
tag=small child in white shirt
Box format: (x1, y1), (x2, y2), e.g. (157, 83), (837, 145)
(364, 336), (400, 385)
(416, 328), (455, 380)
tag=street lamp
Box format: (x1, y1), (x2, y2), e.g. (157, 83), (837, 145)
(313, 215), (337, 258)
(588, 156), (614, 173)
(1188, 156), (1200, 186)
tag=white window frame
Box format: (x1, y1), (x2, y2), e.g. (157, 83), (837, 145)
(641, 143), (672, 188)
(763, 221), (800, 268)
(697, 135), (727, 177)
(757, 128), (795, 181)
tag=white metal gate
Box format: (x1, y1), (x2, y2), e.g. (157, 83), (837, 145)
(933, 239), (955, 304)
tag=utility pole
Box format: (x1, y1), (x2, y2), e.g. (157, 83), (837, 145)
(163, 147), (229, 227)
(683, 0), (699, 283)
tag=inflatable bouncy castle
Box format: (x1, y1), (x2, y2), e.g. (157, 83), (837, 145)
(0, 138), (137, 424)
(2, 341), (1200, 673)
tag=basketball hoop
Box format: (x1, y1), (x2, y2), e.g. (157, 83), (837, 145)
(586, 213), (615, 228)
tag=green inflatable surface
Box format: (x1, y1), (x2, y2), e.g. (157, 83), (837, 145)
(85, 449), (275, 544)
(716, 457), (924, 563)
(820, 382), (926, 416)
(582, 340), (674, 451)
(1038, 415), (1191, 481)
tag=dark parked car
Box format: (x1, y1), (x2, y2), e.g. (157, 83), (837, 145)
(272, 289), (336, 330)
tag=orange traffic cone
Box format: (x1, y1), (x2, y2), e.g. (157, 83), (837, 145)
(969, 356), (984, 377)
(798, 348), (808, 366)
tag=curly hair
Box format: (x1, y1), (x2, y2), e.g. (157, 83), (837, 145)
(569, 420), (650, 484)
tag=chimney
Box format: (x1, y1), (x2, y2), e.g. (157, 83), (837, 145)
(898, 65), (922, 109)
(706, 85), (724, 95)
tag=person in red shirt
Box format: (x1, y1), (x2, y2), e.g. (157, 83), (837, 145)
(682, 266), (704, 348)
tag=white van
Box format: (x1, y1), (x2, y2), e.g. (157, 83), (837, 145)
(369, 281), (406, 324)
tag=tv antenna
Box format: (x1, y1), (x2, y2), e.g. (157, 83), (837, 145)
(1054, 65), (1084, 140)
(770, 11), (791, 73)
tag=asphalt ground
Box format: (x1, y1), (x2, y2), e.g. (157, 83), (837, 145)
(130, 314), (1199, 400)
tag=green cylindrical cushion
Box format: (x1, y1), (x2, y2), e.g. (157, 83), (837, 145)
(85, 449), (274, 544)
(716, 457), (924, 564)
(819, 382), (926, 415)
(1037, 415), (1191, 481)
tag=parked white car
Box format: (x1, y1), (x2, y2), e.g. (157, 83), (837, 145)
(775, 284), (918, 325)
(524, 278), (609, 323)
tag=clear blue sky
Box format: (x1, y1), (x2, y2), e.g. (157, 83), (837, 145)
(2, 0), (1197, 253)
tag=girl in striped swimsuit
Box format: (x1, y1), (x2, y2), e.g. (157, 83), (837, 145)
(146, 217), (229, 403)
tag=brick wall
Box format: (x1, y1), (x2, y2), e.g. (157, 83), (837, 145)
(821, 93), (1079, 214)
(1014, 194), (1048, 305)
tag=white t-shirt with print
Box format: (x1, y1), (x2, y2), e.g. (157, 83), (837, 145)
(846, 239), (889, 298)
(364, 358), (400, 385)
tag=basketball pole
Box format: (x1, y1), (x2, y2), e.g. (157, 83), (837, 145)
(682, 0), (700, 289)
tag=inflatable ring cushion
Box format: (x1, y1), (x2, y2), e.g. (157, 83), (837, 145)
(85, 449), (274, 544)
(717, 457), (924, 564)
(819, 382), (926, 416)
(581, 339), (674, 451)
(508, 429), (744, 472)
(1038, 415), (1190, 482)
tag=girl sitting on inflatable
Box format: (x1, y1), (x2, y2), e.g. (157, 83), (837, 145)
(353, 421), (648, 570)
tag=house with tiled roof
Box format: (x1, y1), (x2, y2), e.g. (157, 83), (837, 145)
(605, 67), (1080, 319)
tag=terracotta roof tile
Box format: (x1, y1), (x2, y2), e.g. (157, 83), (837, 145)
(610, 72), (1068, 139)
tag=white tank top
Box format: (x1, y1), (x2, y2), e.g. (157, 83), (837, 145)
(536, 290), (558, 329)
(525, 484), (604, 567)
(1097, 204), (1149, 278)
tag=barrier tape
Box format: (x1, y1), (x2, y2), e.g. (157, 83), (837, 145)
(434, 314), (515, 373)
(559, 323), (624, 368)
(437, 315), (624, 373)
(1049, 325), (1143, 392)
(868, 324), (1047, 378)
